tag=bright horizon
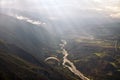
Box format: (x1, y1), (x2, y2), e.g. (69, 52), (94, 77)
(0, 0), (120, 18)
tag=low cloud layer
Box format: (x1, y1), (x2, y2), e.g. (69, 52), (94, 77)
(11, 14), (46, 26)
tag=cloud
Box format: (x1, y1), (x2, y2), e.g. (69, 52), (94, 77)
(110, 13), (120, 18)
(1, 0), (120, 19)
(14, 14), (46, 25)
(89, 0), (120, 18)
(0, 0), (16, 7)
(16, 15), (28, 20)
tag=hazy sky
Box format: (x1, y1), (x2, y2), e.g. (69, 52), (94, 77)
(0, 0), (120, 18)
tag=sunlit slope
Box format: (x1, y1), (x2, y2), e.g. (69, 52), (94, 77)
(65, 38), (120, 80)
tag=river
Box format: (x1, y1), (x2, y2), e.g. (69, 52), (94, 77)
(60, 40), (90, 80)
(45, 40), (90, 80)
